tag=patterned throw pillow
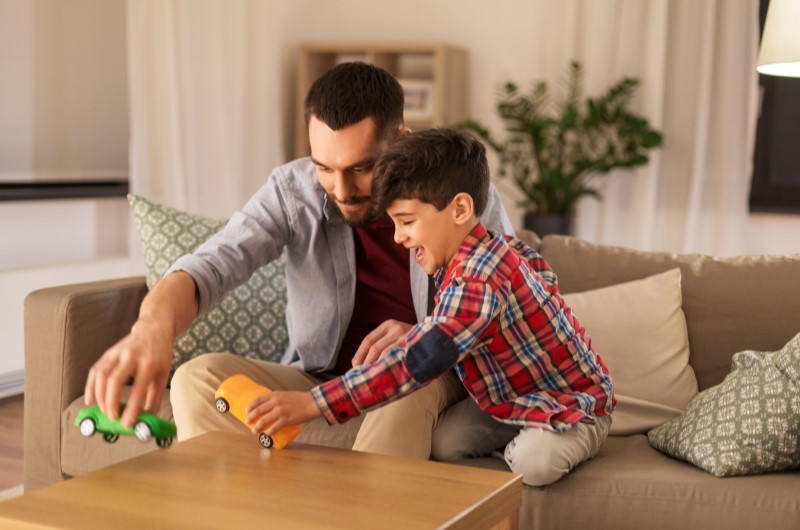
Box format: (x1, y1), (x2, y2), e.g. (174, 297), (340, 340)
(128, 194), (289, 373)
(647, 332), (800, 477)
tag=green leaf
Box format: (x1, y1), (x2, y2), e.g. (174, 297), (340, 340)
(456, 61), (663, 214)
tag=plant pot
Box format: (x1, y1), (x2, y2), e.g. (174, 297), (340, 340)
(523, 212), (573, 237)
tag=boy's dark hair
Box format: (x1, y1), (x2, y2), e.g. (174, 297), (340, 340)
(372, 128), (489, 216)
(304, 62), (404, 141)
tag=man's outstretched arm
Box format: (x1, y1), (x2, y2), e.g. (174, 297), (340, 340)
(84, 271), (199, 428)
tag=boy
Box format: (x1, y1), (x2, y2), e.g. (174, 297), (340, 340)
(246, 128), (615, 486)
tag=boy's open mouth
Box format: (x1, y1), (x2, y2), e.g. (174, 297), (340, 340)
(414, 247), (425, 264)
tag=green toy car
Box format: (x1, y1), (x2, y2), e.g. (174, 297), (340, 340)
(75, 404), (177, 448)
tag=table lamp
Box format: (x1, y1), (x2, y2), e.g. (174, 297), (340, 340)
(757, 0), (800, 77)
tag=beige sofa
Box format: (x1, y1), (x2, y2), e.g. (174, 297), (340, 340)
(24, 233), (800, 529)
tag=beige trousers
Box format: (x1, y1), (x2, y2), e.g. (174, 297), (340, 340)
(431, 396), (612, 486)
(170, 353), (466, 459)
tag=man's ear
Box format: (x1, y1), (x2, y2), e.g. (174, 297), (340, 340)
(451, 192), (475, 225)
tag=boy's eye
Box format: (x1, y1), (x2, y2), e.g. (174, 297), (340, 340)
(402, 220), (414, 226)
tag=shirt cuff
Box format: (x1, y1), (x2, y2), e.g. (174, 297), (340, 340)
(310, 378), (361, 425)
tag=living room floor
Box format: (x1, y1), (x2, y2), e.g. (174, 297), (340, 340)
(0, 394), (24, 490)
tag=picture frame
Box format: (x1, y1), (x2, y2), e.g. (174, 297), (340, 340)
(399, 78), (435, 121)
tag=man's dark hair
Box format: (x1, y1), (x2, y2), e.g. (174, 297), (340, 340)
(372, 128), (489, 216)
(304, 62), (404, 141)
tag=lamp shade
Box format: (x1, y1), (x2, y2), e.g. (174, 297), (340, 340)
(757, 0), (800, 77)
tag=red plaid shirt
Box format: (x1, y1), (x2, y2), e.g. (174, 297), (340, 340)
(311, 223), (615, 432)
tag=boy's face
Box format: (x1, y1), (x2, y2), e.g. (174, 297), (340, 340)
(386, 197), (471, 276)
(309, 116), (393, 227)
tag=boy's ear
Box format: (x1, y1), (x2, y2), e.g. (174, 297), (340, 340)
(451, 192), (475, 225)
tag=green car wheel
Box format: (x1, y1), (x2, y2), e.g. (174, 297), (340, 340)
(134, 422), (152, 443)
(79, 418), (96, 437)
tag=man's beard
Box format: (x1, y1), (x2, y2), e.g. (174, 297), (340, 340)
(328, 194), (378, 228)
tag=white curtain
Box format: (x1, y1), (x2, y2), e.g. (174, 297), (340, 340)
(126, 0), (283, 219)
(539, 0), (760, 256)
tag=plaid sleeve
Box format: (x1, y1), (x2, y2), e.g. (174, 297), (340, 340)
(408, 278), (500, 365)
(311, 278), (499, 425)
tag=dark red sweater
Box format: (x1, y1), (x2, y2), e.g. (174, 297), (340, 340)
(332, 216), (417, 375)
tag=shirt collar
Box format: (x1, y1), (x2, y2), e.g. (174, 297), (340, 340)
(433, 222), (488, 288)
(322, 193), (340, 223)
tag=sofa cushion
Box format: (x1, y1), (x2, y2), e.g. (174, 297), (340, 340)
(523, 435), (800, 530)
(647, 332), (800, 477)
(561, 269), (698, 435)
(459, 436), (800, 529)
(128, 194), (289, 372)
(538, 235), (800, 390)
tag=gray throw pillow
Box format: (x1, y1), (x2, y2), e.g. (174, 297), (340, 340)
(128, 194), (289, 373)
(647, 332), (800, 477)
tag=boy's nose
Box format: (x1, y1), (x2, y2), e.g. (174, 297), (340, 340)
(393, 228), (406, 245)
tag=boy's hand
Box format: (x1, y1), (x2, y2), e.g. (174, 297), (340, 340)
(352, 319), (412, 367)
(245, 391), (320, 436)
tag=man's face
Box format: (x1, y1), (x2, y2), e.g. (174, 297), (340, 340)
(309, 116), (388, 227)
(386, 198), (465, 276)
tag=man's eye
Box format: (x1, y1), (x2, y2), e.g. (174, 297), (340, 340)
(316, 166), (332, 173)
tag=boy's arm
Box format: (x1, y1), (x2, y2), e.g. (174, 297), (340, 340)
(311, 279), (499, 425)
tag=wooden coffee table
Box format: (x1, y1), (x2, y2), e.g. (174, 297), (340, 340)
(0, 431), (522, 529)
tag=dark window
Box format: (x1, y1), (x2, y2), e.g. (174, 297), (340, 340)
(750, 0), (800, 214)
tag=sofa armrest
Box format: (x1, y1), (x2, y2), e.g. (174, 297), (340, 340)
(23, 276), (147, 491)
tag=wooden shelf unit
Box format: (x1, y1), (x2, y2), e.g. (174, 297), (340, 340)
(294, 43), (468, 158)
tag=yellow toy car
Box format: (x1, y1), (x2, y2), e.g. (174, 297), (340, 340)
(214, 374), (303, 449)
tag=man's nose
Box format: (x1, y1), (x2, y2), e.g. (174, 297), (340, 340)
(332, 173), (355, 201)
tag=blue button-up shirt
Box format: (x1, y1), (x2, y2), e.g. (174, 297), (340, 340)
(169, 157), (514, 374)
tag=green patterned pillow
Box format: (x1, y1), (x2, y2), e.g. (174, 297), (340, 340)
(128, 194), (289, 373)
(647, 332), (800, 477)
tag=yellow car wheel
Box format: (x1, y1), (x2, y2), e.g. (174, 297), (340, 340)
(215, 398), (229, 413)
(258, 433), (274, 449)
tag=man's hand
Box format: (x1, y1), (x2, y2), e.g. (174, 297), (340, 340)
(84, 271), (198, 429)
(245, 391), (321, 436)
(84, 317), (174, 428)
(351, 319), (413, 367)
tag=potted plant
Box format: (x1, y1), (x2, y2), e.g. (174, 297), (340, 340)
(460, 61), (663, 236)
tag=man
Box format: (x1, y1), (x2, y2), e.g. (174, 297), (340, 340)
(84, 62), (514, 458)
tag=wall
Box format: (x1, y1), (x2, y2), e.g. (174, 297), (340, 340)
(0, 0), (129, 182)
(0, 0), (134, 393)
